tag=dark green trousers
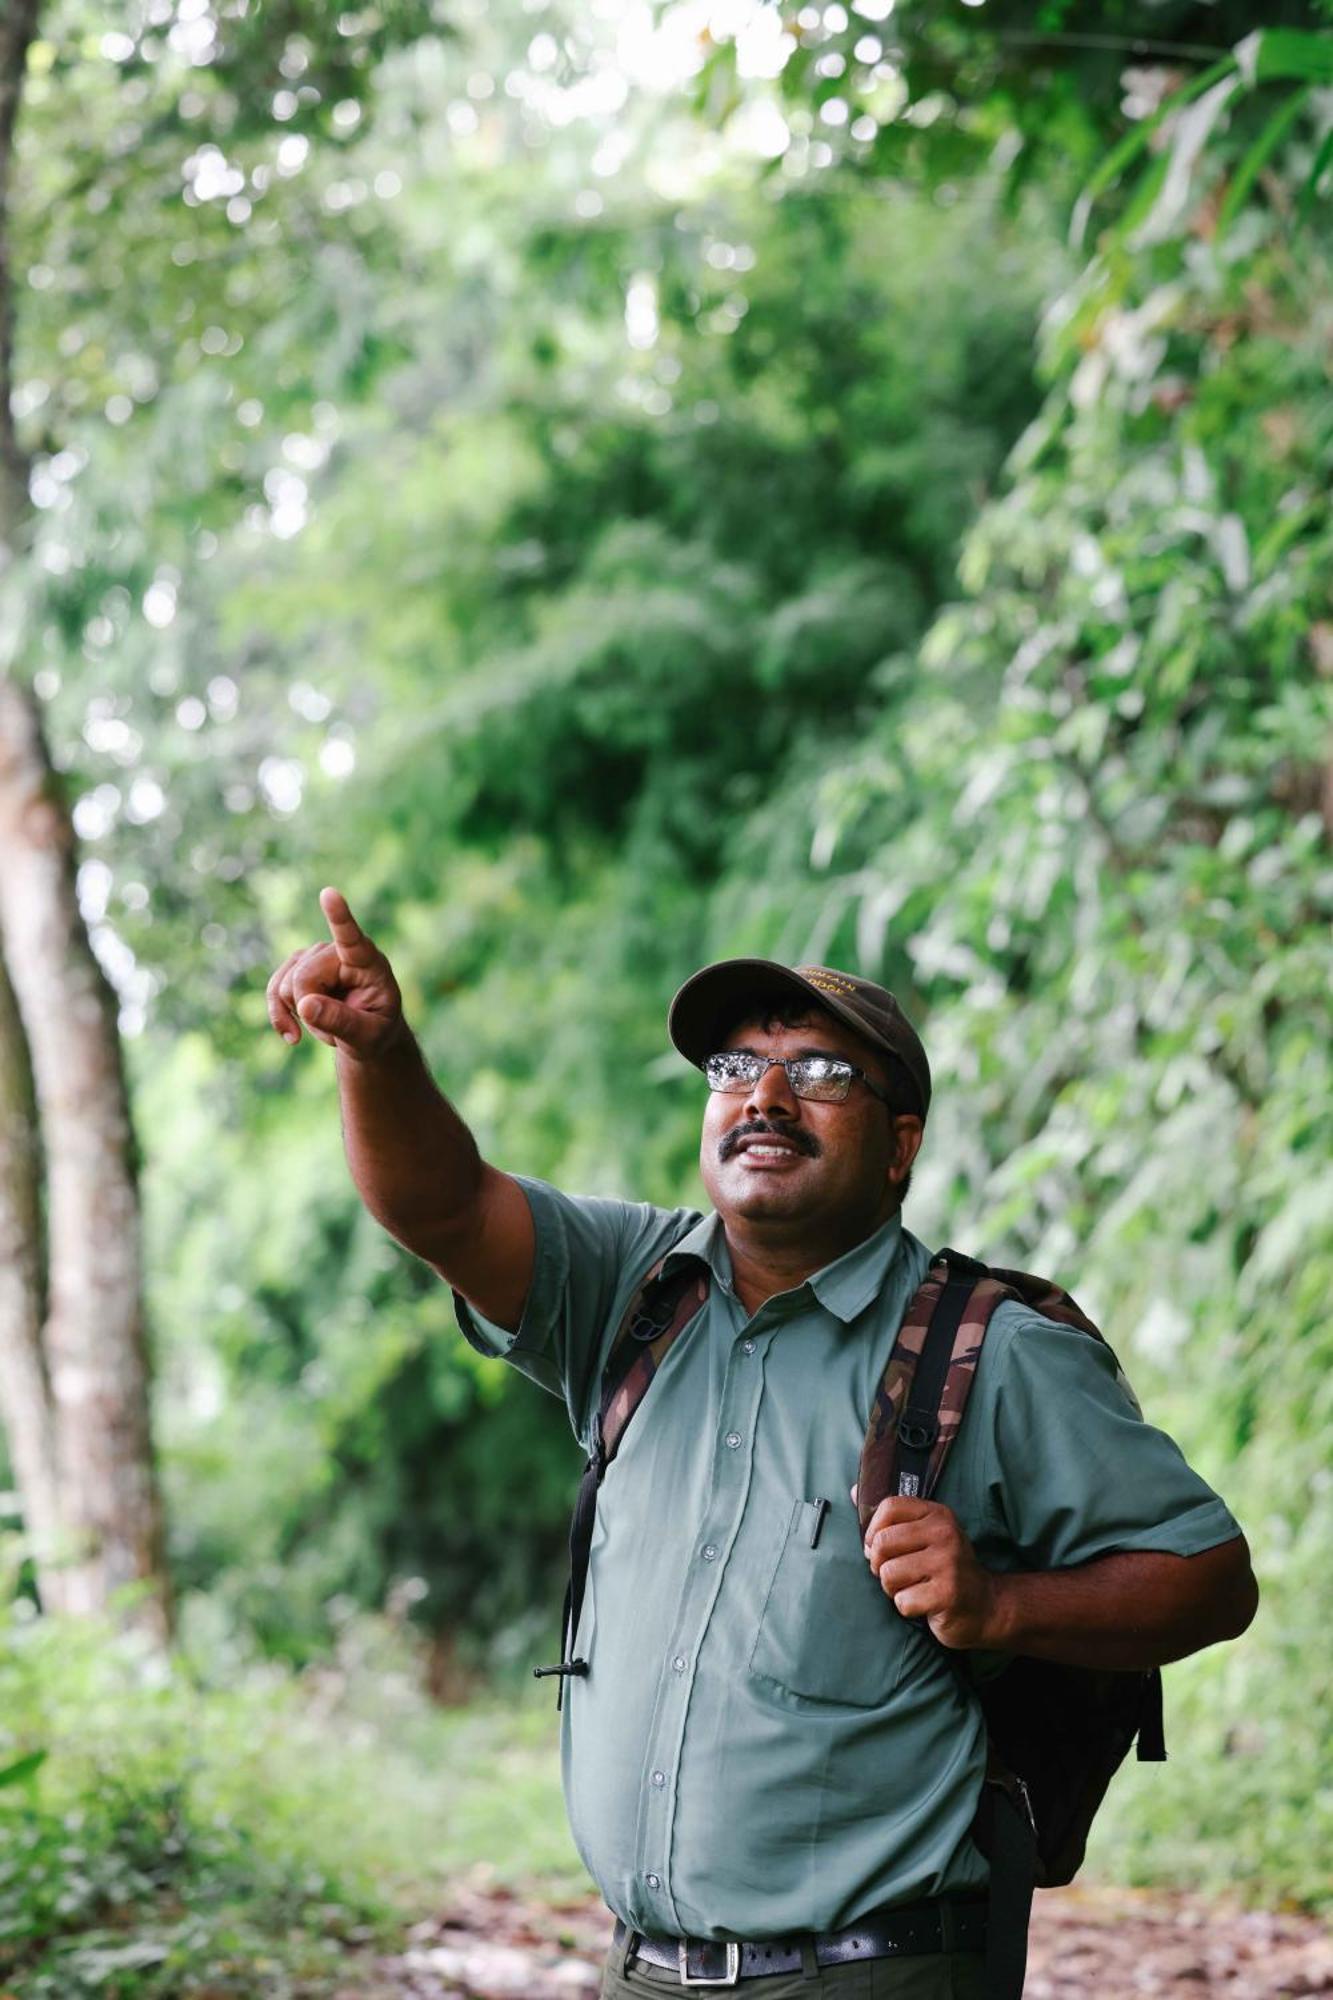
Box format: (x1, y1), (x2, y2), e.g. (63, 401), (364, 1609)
(601, 1931), (987, 2000)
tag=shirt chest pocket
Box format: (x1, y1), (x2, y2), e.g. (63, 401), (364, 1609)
(748, 1499), (924, 1707)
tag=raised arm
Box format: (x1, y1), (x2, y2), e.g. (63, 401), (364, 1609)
(266, 887), (534, 1329)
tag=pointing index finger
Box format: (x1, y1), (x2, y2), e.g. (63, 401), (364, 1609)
(319, 885), (375, 965)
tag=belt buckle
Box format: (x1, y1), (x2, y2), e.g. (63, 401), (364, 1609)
(677, 1940), (740, 1987)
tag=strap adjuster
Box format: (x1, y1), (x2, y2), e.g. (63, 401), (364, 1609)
(629, 1281), (676, 1343)
(678, 1941), (740, 1987)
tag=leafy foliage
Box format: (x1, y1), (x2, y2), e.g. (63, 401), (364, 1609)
(0, 1580), (576, 1995)
(0, 1591), (379, 1996)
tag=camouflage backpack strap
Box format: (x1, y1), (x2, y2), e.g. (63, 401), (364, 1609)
(598, 1256), (711, 1466)
(987, 1266), (1101, 1340)
(856, 1251), (1111, 1520)
(534, 1251), (709, 1709)
(857, 1247), (1006, 1522)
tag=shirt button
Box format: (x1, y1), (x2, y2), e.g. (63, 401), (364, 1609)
(725, 1432), (742, 1449)
(646, 1874), (661, 1890)
(672, 1654), (687, 1672)
(651, 1770), (666, 1788)
(742, 1339), (756, 1355)
(701, 1543), (718, 1562)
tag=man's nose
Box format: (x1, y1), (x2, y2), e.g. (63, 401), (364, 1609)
(746, 1058), (801, 1120)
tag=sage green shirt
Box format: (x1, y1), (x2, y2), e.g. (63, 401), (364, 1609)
(454, 1178), (1241, 1941)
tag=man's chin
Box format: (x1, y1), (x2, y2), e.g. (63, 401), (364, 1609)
(710, 1171), (815, 1221)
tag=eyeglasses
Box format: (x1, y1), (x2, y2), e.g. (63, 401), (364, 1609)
(703, 1051), (892, 1105)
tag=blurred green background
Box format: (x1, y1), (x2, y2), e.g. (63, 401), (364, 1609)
(1, 0), (1331, 1991)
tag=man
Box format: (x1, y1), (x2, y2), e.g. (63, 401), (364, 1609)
(268, 888), (1258, 2000)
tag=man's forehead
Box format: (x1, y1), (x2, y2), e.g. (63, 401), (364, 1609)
(721, 1004), (874, 1062)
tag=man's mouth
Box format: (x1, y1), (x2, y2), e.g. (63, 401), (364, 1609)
(720, 1125), (819, 1164)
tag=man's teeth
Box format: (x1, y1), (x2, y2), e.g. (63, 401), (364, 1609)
(744, 1143), (795, 1159)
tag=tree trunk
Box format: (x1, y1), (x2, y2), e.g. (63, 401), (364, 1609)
(0, 944), (62, 1569)
(0, 0), (170, 1641)
(0, 0), (41, 557)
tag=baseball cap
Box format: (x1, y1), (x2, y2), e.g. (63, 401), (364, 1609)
(668, 958), (931, 1117)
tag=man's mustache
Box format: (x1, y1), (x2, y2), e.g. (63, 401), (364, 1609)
(719, 1119), (821, 1163)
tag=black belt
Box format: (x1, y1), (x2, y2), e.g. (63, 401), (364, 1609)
(613, 1898), (986, 1986)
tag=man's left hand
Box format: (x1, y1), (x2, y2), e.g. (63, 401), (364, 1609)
(861, 1496), (1002, 1650)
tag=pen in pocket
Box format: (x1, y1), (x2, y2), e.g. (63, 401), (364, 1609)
(809, 1498), (830, 1547)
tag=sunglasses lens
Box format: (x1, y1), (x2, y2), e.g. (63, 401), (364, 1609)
(705, 1054), (759, 1092)
(790, 1060), (851, 1101)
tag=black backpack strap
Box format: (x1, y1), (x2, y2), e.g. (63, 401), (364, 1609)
(534, 1253), (709, 1708)
(895, 1248), (987, 1498)
(1137, 1665), (1167, 1762)
(978, 1778), (1038, 2000)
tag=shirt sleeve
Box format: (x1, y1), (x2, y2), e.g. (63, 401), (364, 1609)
(968, 1301), (1243, 1570)
(451, 1175), (703, 1450)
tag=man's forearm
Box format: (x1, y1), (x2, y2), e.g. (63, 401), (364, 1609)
(984, 1539), (1259, 1670)
(333, 1027), (483, 1250)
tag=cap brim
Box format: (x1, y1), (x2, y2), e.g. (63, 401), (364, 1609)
(668, 959), (873, 1070)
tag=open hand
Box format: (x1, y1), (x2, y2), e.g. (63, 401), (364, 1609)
(266, 887), (405, 1062)
(859, 1493), (1003, 1651)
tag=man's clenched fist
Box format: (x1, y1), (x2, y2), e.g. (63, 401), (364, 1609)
(859, 1493), (1005, 1652)
(267, 887), (405, 1061)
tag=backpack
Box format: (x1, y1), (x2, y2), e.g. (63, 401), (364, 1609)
(535, 1246), (1166, 2000)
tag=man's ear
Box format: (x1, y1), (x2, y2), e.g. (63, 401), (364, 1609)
(888, 1114), (924, 1187)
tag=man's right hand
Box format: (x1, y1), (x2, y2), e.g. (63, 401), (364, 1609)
(267, 887), (405, 1061)
(270, 885), (536, 1328)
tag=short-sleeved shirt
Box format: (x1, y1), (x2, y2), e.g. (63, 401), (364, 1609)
(453, 1178), (1241, 1942)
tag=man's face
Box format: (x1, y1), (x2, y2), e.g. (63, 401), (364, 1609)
(699, 1007), (919, 1239)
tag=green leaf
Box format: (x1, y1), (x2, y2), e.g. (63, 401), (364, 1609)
(1252, 499), (1324, 580)
(1239, 27), (1333, 87)
(1217, 87), (1312, 235)
(0, 1748), (48, 1788)
(1116, 151), (1172, 244)
(1299, 122), (1333, 220)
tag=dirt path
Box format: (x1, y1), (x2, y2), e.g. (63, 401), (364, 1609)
(346, 1880), (1332, 1998)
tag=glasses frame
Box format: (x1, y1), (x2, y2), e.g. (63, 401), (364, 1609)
(703, 1050), (894, 1106)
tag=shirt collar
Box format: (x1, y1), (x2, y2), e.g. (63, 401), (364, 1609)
(662, 1211), (732, 1289)
(662, 1210), (906, 1324)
